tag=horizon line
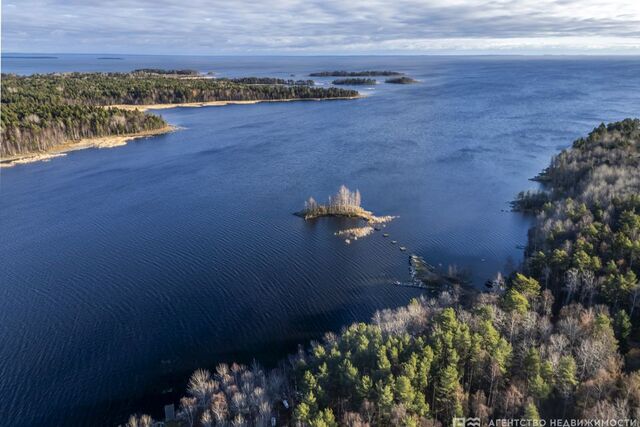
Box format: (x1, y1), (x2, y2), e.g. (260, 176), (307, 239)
(4, 51), (640, 58)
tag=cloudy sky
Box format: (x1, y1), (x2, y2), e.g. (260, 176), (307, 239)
(2, 0), (640, 55)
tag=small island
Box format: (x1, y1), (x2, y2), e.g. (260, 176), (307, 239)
(385, 76), (418, 84)
(132, 68), (200, 76)
(297, 186), (395, 242)
(310, 70), (402, 77)
(298, 185), (393, 223)
(218, 77), (314, 86)
(332, 78), (377, 85)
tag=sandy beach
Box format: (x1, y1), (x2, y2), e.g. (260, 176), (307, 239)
(1, 125), (176, 168)
(108, 95), (362, 111)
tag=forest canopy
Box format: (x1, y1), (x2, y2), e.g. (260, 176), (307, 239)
(218, 77), (315, 86)
(310, 71), (402, 77)
(126, 119), (640, 426)
(385, 77), (418, 84)
(131, 68), (200, 76)
(332, 78), (377, 85)
(0, 72), (358, 157)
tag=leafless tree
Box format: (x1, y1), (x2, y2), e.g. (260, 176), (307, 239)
(178, 397), (197, 427)
(187, 368), (213, 407)
(470, 390), (492, 420)
(200, 410), (213, 427)
(210, 392), (229, 423)
(580, 270), (596, 306)
(343, 411), (370, 427)
(360, 400), (376, 425)
(565, 268), (580, 304)
(557, 316), (583, 349)
(499, 383), (524, 418)
(125, 414), (153, 427)
(231, 414), (248, 427)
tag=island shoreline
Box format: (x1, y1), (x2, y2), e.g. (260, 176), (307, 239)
(1, 96), (363, 168)
(0, 125), (177, 168)
(108, 95), (363, 111)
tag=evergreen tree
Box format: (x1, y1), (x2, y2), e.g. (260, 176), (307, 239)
(524, 402), (541, 420)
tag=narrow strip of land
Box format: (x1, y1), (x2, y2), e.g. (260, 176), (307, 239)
(1, 72), (362, 167)
(1, 125), (176, 168)
(108, 95), (362, 112)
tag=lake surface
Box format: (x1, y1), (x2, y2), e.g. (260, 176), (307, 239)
(1, 55), (639, 426)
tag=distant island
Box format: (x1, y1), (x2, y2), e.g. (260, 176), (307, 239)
(131, 68), (200, 75)
(2, 55), (58, 59)
(332, 78), (377, 85)
(385, 76), (418, 84)
(218, 77), (314, 86)
(97, 57), (124, 60)
(310, 70), (402, 77)
(1, 72), (359, 166)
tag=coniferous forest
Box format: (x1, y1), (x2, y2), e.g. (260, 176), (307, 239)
(310, 71), (402, 77)
(125, 119), (640, 427)
(332, 79), (378, 86)
(0, 73), (358, 157)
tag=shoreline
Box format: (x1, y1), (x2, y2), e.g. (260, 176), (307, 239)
(108, 95), (363, 111)
(0, 125), (177, 168)
(1, 96), (362, 168)
(297, 210), (396, 224)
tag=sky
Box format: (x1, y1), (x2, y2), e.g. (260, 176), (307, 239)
(2, 0), (640, 55)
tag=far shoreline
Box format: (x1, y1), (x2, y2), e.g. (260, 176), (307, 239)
(108, 95), (363, 112)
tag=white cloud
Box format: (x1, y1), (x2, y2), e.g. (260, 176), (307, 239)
(2, 0), (640, 54)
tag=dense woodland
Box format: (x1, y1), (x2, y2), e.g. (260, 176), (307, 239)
(126, 119), (640, 426)
(0, 73), (357, 157)
(310, 71), (402, 77)
(385, 77), (418, 85)
(132, 69), (200, 76)
(219, 78), (315, 86)
(332, 79), (377, 86)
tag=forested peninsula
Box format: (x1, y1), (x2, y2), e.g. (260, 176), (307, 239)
(310, 71), (402, 77)
(332, 78), (377, 86)
(385, 77), (418, 84)
(0, 72), (358, 162)
(220, 77), (315, 86)
(126, 119), (640, 427)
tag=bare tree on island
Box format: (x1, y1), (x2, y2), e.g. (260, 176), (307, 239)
(329, 185), (361, 210)
(299, 185), (395, 242)
(299, 185), (379, 220)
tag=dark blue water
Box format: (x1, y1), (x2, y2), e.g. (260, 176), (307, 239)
(1, 55), (639, 426)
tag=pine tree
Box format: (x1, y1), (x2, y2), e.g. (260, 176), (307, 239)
(512, 273), (541, 299)
(376, 380), (395, 421)
(395, 375), (416, 408)
(309, 408), (338, 427)
(524, 401), (541, 420)
(614, 310), (632, 351)
(503, 288), (529, 314)
(557, 355), (578, 417)
(377, 345), (392, 374)
(436, 363), (460, 422)
(357, 375), (373, 401)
